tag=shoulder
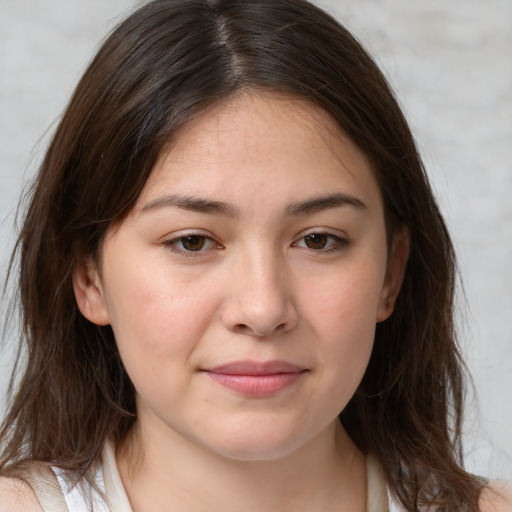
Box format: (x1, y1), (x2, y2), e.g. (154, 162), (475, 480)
(0, 477), (43, 512)
(479, 480), (512, 512)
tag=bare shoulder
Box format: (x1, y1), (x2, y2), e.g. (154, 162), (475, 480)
(479, 481), (512, 512)
(0, 477), (43, 512)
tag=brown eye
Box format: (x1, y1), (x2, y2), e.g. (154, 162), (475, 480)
(180, 235), (206, 251)
(293, 232), (350, 253)
(304, 233), (329, 249)
(164, 233), (222, 256)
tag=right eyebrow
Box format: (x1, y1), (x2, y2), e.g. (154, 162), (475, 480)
(139, 195), (240, 218)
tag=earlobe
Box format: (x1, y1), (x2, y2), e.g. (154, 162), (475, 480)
(376, 227), (410, 322)
(72, 258), (111, 326)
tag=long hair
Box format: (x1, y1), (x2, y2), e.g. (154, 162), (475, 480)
(1, 0), (482, 509)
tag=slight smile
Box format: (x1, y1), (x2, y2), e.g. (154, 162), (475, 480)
(202, 360), (308, 397)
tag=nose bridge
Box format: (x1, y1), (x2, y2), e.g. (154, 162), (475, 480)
(222, 239), (297, 337)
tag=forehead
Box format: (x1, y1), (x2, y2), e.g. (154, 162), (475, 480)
(134, 91), (382, 214)
(157, 92), (359, 169)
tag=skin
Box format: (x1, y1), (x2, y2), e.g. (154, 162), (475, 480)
(0, 93), (510, 511)
(72, 92), (409, 511)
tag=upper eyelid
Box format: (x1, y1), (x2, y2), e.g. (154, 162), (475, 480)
(159, 227), (350, 245)
(161, 229), (218, 242)
(293, 233), (346, 245)
(293, 227), (349, 239)
(160, 228), (349, 239)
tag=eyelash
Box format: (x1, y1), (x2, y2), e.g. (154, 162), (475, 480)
(162, 233), (223, 257)
(163, 231), (351, 257)
(292, 232), (352, 253)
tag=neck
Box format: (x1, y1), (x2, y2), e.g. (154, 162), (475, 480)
(116, 416), (367, 512)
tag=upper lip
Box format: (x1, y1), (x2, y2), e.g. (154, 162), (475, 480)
(203, 360), (305, 376)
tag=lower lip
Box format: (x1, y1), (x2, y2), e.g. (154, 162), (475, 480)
(205, 372), (304, 397)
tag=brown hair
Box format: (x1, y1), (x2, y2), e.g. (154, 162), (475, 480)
(1, 0), (483, 509)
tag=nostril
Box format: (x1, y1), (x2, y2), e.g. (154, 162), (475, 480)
(233, 322), (288, 337)
(220, 294), (299, 337)
(233, 323), (251, 335)
(274, 322), (287, 333)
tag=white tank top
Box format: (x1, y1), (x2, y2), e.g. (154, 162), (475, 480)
(51, 441), (401, 511)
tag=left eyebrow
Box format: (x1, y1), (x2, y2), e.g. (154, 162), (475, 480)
(285, 193), (367, 216)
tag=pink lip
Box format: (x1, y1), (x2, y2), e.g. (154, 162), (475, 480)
(202, 360), (306, 397)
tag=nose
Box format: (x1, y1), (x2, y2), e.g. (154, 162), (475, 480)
(220, 248), (299, 338)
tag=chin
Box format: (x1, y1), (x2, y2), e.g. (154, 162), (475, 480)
(201, 423), (311, 462)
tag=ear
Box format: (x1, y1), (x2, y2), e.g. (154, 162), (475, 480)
(376, 227), (410, 322)
(72, 258), (111, 326)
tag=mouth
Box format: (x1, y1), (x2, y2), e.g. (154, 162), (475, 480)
(201, 360), (308, 397)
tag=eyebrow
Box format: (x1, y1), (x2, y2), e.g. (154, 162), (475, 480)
(140, 195), (239, 217)
(285, 193), (367, 216)
(139, 192), (366, 217)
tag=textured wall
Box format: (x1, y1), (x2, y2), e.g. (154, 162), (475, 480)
(1, 0), (511, 478)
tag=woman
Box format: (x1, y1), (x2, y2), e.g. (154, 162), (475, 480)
(0, 0), (510, 510)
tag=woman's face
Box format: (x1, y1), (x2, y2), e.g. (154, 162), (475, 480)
(75, 92), (407, 461)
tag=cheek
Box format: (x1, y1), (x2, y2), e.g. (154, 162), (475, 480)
(103, 271), (221, 416)
(102, 261), (220, 372)
(304, 262), (383, 391)
(308, 261), (384, 335)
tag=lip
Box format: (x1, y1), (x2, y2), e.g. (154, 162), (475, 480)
(202, 360), (307, 397)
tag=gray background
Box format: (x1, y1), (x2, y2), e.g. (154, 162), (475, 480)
(1, 0), (511, 479)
